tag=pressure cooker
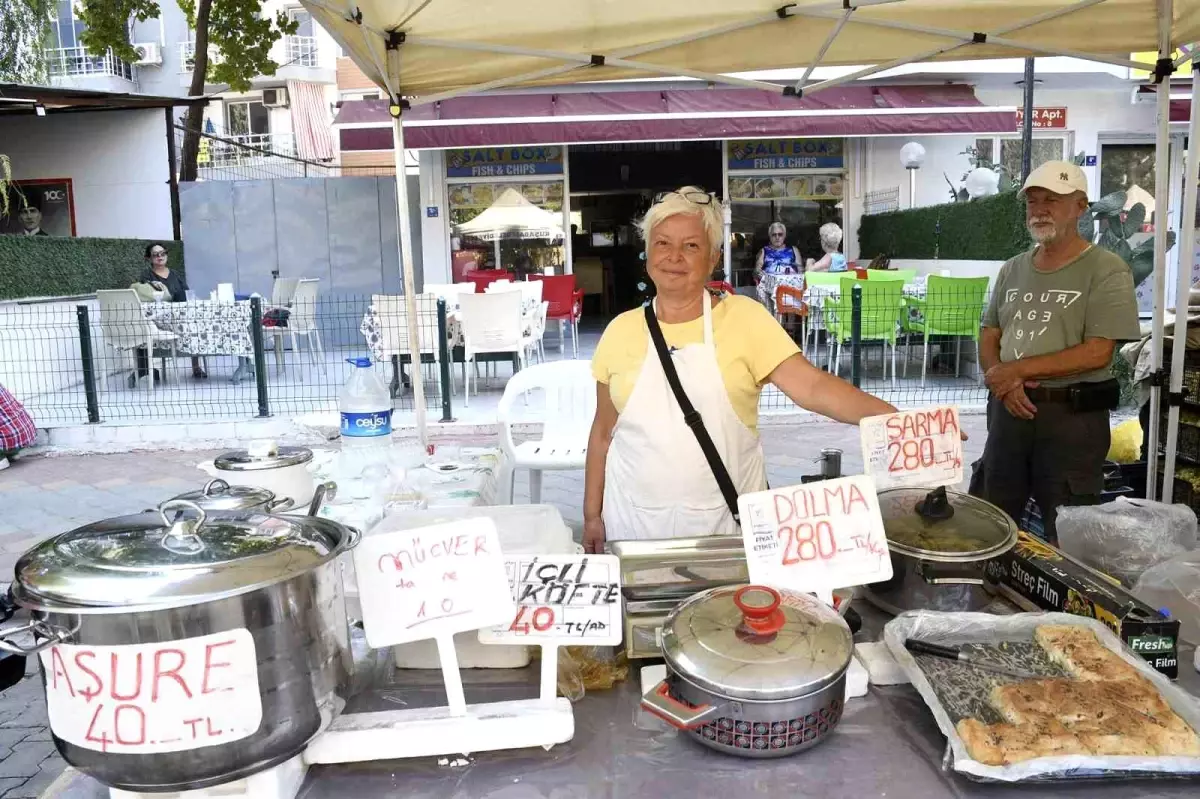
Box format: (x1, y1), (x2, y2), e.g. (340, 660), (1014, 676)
(0, 500), (358, 793)
(641, 585), (853, 758)
(863, 486), (1018, 615)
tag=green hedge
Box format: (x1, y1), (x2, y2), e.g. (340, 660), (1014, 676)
(858, 192), (1030, 261)
(0, 237), (184, 301)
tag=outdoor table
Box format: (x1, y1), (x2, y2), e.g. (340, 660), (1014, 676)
(756, 272), (806, 314)
(48, 603), (1200, 798)
(806, 275), (929, 337)
(145, 299), (256, 382)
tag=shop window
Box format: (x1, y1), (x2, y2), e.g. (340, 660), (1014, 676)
(448, 181), (566, 276)
(727, 176), (844, 287)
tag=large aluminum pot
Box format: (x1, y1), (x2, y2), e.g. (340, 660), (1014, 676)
(641, 585), (852, 759)
(0, 500), (359, 793)
(863, 487), (1018, 615)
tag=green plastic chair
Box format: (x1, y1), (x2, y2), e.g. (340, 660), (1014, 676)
(804, 271), (845, 287)
(903, 275), (990, 387)
(866, 269), (916, 283)
(824, 276), (904, 385)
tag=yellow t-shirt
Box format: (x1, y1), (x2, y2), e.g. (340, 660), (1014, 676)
(591, 295), (800, 432)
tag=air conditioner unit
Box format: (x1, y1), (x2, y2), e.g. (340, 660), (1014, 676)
(132, 42), (162, 66)
(263, 88), (290, 108)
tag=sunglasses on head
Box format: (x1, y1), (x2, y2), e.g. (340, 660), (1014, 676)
(653, 190), (715, 206)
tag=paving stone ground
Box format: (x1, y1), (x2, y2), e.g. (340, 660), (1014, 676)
(0, 415), (987, 796)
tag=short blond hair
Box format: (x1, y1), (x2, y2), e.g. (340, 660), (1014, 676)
(636, 186), (724, 256)
(819, 222), (843, 253)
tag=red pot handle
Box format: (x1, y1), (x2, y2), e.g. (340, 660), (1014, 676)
(734, 586), (785, 635)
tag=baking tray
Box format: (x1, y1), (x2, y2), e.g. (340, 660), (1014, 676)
(883, 611), (1200, 783)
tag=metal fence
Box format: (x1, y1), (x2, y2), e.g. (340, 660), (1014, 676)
(863, 186), (901, 216)
(177, 125), (405, 181)
(761, 276), (991, 412)
(4, 294), (465, 427)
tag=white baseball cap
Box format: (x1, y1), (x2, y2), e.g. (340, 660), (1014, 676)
(1022, 160), (1088, 196)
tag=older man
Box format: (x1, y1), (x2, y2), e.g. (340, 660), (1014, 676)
(973, 161), (1141, 541)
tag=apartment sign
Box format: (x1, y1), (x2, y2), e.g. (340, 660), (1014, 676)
(1014, 107), (1068, 131)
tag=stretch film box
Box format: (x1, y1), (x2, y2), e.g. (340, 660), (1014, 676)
(983, 532), (1181, 679)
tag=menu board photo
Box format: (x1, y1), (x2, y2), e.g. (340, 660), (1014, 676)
(728, 175), (843, 202)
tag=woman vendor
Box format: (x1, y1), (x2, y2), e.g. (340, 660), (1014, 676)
(583, 188), (897, 552)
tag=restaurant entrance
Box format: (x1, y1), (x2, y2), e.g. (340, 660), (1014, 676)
(567, 141), (722, 318)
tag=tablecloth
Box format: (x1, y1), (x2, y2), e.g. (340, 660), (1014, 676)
(757, 272), (807, 314)
(145, 300), (255, 357)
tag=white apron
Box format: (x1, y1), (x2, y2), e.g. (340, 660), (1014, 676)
(603, 294), (767, 539)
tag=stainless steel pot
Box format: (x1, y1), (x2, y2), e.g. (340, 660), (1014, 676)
(641, 585), (852, 758)
(203, 444), (316, 507)
(0, 500), (359, 793)
(168, 478), (296, 513)
(863, 486), (1018, 615)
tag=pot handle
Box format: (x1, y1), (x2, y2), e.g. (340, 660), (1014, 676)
(202, 478), (231, 497)
(0, 617), (80, 656)
(266, 496), (296, 512)
(640, 681), (723, 730)
(916, 561), (985, 586)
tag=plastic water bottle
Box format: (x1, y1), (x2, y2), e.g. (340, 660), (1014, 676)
(339, 357), (393, 451)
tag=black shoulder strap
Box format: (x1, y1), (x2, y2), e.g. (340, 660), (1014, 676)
(643, 303), (741, 523)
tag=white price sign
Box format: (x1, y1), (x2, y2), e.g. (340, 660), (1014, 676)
(352, 517), (516, 648)
(859, 405), (963, 490)
(41, 629), (262, 754)
(479, 554), (623, 646)
(738, 475), (893, 592)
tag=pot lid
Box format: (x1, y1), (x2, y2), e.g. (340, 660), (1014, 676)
(214, 442), (312, 472)
(878, 486), (1018, 562)
(170, 479), (277, 511)
(12, 500), (356, 613)
(661, 585), (852, 702)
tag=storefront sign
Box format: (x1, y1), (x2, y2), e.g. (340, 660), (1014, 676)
(41, 630), (262, 754)
(1, 178), (76, 237)
(860, 405), (964, 489)
(353, 517), (516, 648)
(1014, 107), (1068, 130)
(479, 554), (622, 645)
(727, 139), (844, 171)
(446, 146), (564, 178)
(738, 476), (893, 592)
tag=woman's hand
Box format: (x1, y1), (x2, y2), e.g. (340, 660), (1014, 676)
(582, 518), (607, 554)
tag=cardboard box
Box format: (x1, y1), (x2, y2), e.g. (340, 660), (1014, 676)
(983, 532), (1181, 679)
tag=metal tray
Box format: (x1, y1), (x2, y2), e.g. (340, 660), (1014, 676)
(610, 536), (748, 601)
(883, 611), (1200, 783)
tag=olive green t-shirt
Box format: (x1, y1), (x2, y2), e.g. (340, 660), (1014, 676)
(982, 246), (1141, 387)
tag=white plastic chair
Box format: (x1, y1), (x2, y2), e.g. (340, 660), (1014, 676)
(424, 282), (476, 310)
(271, 278), (326, 380)
(95, 289), (178, 393)
(527, 300), (549, 364)
(496, 360), (596, 503)
(269, 276), (300, 310)
(520, 280), (544, 305)
(458, 290), (530, 406)
(371, 293), (449, 393)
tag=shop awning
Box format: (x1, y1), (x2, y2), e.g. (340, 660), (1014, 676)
(335, 84), (1015, 150)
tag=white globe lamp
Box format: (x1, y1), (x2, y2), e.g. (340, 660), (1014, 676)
(900, 142), (926, 208)
(964, 167), (1000, 199)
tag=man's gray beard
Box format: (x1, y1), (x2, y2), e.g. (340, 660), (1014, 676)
(1028, 224), (1059, 244)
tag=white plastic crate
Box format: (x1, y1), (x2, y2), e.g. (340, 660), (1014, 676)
(108, 755), (306, 799)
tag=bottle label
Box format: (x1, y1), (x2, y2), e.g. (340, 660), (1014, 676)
(340, 410), (392, 437)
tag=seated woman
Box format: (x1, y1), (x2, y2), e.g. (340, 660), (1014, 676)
(755, 222), (802, 279)
(0, 383), (36, 471)
(139, 242), (206, 380)
(583, 187), (898, 549)
(806, 223), (848, 273)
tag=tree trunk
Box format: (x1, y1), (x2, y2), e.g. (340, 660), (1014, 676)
(178, 0), (214, 183)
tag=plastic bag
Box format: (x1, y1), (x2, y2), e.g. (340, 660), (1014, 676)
(1106, 418), (1143, 464)
(1057, 498), (1197, 587)
(541, 646), (629, 703)
(1134, 550), (1200, 646)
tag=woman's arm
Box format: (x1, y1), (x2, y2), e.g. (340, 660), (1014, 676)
(754, 249), (765, 279)
(768, 353), (896, 424)
(808, 253), (832, 273)
(582, 382), (618, 553)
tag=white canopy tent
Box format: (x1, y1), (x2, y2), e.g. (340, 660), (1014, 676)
(455, 187), (564, 273)
(303, 0), (1200, 492)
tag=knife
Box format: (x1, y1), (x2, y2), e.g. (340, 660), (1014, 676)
(905, 639), (1041, 680)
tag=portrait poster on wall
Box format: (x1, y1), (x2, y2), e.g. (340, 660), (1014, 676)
(1, 178), (76, 237)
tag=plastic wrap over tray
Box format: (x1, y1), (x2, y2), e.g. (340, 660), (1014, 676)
(883, 611), (1200, 782)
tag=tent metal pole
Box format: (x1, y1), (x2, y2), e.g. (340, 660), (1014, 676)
(392, 108), (428, 446)
(1175, 47), (1195, 68)
(795, 8), (855, 92)
(1147, 0), (1175, 500)
(1021, 58), (1035, 183)
(1162, 54), (1199, 502)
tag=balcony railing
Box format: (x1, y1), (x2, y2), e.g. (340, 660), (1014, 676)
(178, 41), (224, 73)
(285, 36), (319, 68)
(200, 132), (298, 167)
(44, 46), (134, 81)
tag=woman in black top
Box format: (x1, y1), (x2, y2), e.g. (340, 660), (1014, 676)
(139, 243), (206, 379)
